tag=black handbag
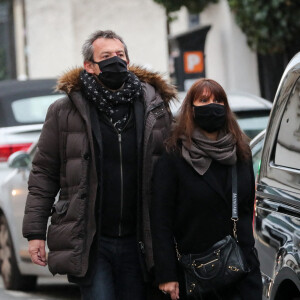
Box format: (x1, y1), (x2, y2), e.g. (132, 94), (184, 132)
(177, 164), (250, 298)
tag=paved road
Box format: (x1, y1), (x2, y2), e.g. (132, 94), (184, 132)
(0, 277), (81, 300)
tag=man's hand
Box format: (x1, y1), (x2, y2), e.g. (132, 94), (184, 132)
(159, 281), (180, 300)
(28, 240), (47, 266)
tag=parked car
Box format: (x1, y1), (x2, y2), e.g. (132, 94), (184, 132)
(170, 91), (272, 139)
(0, 79), (61, 163)
(254, 52), (300, 299)
(0, 143), (57, 290)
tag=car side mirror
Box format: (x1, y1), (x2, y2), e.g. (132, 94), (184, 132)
(8, 151), (31, 169)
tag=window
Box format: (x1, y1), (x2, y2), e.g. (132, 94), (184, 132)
(274, 77), (300, 169)
(236, 114), (269, 139)
(0, 0), (16, 79)
(251, 134), (265, 177)
(11, 95), (58, 123)
(188, 13), (200, 29)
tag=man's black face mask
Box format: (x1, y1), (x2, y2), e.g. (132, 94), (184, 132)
(93, 56), (129, 90)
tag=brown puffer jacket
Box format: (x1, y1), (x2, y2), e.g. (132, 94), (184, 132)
(22, 66), (176, 278)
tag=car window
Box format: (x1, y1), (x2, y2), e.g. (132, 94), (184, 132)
(251, 137), (265, 177)
(11, 95), (58, 123)
(236, 115), (269, 139)
(274, 78), (300, 169)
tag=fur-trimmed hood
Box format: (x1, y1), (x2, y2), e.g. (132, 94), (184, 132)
(56, 65), (177, 103)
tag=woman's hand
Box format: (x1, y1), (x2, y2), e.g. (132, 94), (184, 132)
(159, 281), (180, 299)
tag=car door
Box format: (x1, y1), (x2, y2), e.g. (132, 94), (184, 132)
(255, 67), (300, 299)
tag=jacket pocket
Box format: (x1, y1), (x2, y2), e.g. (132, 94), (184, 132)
(51, 200), (69, 224)
(151, 128), (167, 155)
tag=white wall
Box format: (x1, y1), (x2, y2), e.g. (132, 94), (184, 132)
(19, 0), (260, 95)
(169, 0), (260, 95)
(25, 0), (75, 78)
(24, 0), (168, 78)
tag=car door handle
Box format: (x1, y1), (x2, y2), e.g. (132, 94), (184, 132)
(256, 197), (280, 212)
(256, 198), (300, 217)
(276, 204), (300, 217)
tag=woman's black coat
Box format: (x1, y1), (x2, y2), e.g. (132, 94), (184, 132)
(150, 151), (262, 300)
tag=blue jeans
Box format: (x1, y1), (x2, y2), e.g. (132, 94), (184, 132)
(80, 235), (146, 300)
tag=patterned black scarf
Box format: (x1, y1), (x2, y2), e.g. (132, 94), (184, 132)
(80, 70), (142, 131)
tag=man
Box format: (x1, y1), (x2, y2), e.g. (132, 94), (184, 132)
(22, 30), (175, 299)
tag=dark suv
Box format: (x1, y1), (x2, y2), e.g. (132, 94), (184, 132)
(254, 52), (300, 299)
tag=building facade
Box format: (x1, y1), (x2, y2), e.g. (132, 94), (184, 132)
(169, 0), (260, 95)
(13, 0), (169, 79)
(9, 0), (260, 95)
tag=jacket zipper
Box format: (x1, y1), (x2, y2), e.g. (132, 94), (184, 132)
(105, 114), (131, 237)
(118, 133), (124, 236)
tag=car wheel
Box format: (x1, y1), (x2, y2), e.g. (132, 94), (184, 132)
(0, 214), (37, 290)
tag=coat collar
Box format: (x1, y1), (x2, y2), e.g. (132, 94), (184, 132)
(55, 65), (177, 105)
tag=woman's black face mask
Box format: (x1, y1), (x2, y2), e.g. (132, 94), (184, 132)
(193, 103), (226, 133)
(94, 56), (129, 90)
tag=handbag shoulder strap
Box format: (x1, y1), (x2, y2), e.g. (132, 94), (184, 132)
(231, 164), (238, 240)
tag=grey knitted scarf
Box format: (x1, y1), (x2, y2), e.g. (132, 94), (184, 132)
(181, 128), (237, 175)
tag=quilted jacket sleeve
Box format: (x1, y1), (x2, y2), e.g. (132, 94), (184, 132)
(22, 101), (61, 240)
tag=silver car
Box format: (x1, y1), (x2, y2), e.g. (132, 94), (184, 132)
(0, 144), (60, 290)
(0, 79), (64, 290)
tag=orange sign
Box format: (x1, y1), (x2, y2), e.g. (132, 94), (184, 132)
(184, 51), (204, 73)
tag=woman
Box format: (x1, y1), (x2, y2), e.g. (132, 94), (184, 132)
(150, 79), (262, 300)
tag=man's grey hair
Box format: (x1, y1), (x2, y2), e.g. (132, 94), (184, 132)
(82, 30), (129, 62)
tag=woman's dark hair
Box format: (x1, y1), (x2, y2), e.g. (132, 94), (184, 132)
(166, 78), (251, 160)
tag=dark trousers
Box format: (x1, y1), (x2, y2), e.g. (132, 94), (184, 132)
(80, 235), (146, 300)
